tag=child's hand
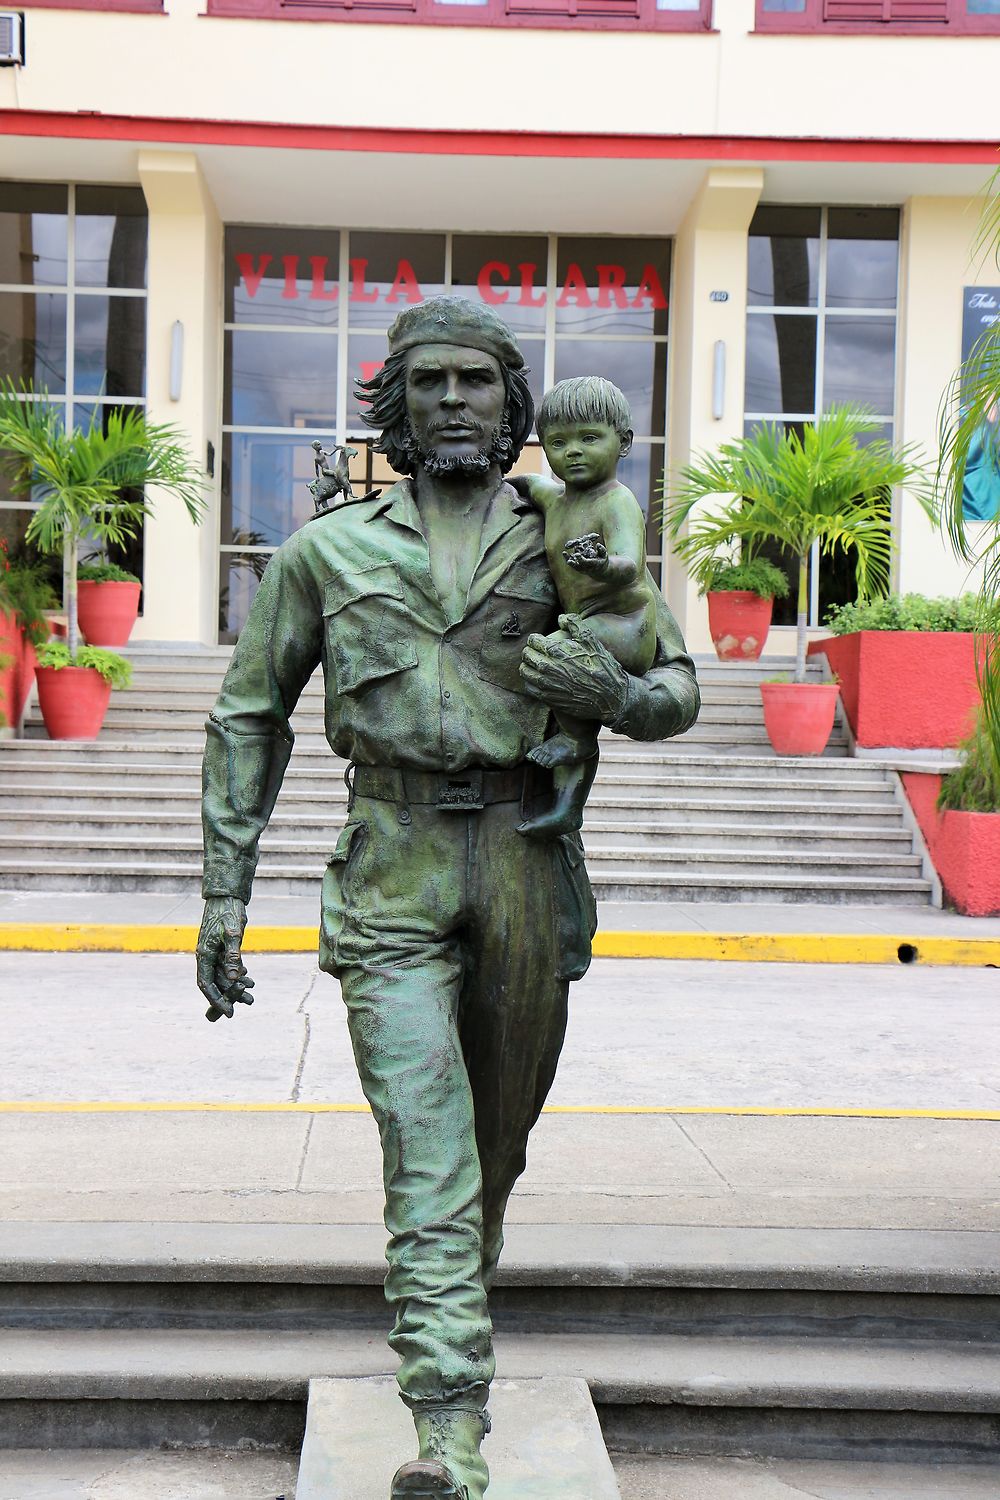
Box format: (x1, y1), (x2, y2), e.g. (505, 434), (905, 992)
(563, 533), (610, 577)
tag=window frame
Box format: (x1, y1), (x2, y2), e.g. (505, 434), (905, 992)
(19, 0), (163, 13)
(743, 204), (902, 628)
(755, 0), (1000, 33)
(207, 0), (713, 33)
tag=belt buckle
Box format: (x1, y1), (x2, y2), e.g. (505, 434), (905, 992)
(435, 769), (485, 811)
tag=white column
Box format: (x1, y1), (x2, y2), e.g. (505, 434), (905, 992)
(134, 150), (222, 645)
(897, 195), (988, 600)
(666, 167), (763, 650)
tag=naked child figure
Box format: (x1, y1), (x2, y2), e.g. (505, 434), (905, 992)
(195, 297), (700, 1500)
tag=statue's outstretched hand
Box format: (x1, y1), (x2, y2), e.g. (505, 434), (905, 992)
(519, 613), (629, 722)
(196, 896), (255, 1023)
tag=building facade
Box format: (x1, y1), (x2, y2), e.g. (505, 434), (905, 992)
(0, 0), (998, 651)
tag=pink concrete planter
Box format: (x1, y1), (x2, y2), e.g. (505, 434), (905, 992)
(901, 771), (1000, 917)
(760, 681), (841, 756)
(808, 632), (978, 750)
(706, 590), (774, 661)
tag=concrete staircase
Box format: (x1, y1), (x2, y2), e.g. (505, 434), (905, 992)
(1, 1223), (997, 1464)
(0, 648), (935, 906)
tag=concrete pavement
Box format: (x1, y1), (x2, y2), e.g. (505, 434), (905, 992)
(0, 950), (998, 1230)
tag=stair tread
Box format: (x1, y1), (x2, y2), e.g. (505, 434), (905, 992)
(0, 1328), (995, 1409)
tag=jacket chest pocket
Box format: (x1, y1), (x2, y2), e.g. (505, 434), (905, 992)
(324, 562), (419, 696)
(477, 573), (558, 693)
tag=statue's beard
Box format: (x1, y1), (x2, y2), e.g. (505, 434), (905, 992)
(420, 448), (493, 477)
(402, 414), (514, 478)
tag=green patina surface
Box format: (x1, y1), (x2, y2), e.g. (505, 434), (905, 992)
(196, 297), (699, 1498)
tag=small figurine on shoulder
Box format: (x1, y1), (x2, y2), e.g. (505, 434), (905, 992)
(308, 441), (358, 516)
(513, 376), (657, 838)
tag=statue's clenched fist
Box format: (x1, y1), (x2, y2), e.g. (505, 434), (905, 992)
(196, 896), (255, 1022)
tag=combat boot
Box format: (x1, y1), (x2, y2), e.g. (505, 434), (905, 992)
(390, 1404), (490, 1500)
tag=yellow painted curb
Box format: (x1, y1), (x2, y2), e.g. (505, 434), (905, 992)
(0, 922), (999, 967)
(0, 1101), (996, 1120)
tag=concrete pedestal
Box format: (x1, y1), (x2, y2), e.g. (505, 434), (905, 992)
(296, 1374), (622, 1500)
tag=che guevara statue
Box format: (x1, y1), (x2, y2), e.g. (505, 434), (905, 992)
(196, 298), (699, 1500)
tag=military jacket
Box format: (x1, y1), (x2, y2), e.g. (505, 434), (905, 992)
(203, 478), (699, 900)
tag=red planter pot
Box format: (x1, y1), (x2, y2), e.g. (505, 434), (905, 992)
(760, 681), (841, 756)
(0, 609), (19, 731)
(706, 590), (774, 662)
(808, 632), (978, 750)
(901, 771), (1000, 917)
(78, 580), (141, 647)
(35, 665), (112, 740)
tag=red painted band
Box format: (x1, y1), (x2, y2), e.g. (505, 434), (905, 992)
(0, 109), (998, 162)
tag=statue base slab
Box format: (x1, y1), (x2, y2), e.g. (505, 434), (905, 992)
(296, 1374), (622, 1500)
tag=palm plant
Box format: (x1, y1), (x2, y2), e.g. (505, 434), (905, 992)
(937, 169), (1000, 807)
(662, 405), (934, 683)
(0, 387), (205, 661)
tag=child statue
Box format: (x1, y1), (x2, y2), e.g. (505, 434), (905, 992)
(515, 376), (657, 839)
(309, 440), (358, 515)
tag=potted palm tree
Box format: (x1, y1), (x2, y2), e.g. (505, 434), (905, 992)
(663, 405), (934, 755)
(0, 388), (205, 739)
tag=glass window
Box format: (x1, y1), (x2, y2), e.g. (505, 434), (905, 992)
(451, 236), (549, 335)
(969, 0), (1000, 10)
(554, 338), (666, 439)
(74, 295), (146, 398)
(74, 186), (148, 290)
(823, 316), (896, 413)
(345, 232), (447, 330)
(826, 209), (899, 309)
(221, 228), (671, 637)
(0, 183), (68, 288)
(225, 227), (341, 326)
(218, 552), (268, 645)
(744, 206), (899, 626)
(617, 441), (666, 517)
(744, 314), (817, 414)
(555, 237), (670, 336)
(0, 185), (149, 591)
(748, 207), (820, 307)
(0, 291), (68, 392)
(225, 330), (337, 429)
(221, 434), (320, 548)
(761, 0), (805, 7)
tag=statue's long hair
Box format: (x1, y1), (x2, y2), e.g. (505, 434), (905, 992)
(355, 349), (535, 477)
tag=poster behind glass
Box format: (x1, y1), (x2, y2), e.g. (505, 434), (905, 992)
(961, 287), (1000, 524)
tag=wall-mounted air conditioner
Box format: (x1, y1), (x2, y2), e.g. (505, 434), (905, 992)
(0, 13), (24, 66)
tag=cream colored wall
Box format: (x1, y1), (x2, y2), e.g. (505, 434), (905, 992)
(896, 195), (989, 603)
(1, 0), (999, 144)
(133, 153), (222, 646)
(665, 168), (762, 650)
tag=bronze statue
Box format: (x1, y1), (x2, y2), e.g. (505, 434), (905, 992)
(514, 376), (656, 839)
(309, 440), (358, 515)
(196, 297), (699, 1500)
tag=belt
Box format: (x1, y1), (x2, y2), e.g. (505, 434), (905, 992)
(351, 763), (532, 812)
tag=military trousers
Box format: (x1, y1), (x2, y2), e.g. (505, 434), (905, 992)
(318, 776), (596, 1408)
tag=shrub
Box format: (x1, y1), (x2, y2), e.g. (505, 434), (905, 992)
(938, 713), (1000, 814)
(36, 640), (133, 690)
(701, 558), (791, 601)
(824, 593), (979, 635)
(78, 562), (141, 585)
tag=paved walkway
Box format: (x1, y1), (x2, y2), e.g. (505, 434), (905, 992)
(2, 948), (998, 1231)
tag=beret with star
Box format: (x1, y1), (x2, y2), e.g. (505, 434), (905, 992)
(386, 295), (525, 371)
